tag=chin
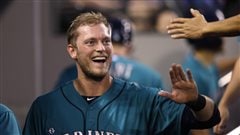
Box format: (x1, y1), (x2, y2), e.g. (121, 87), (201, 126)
(87, 71), (108, 81)
(90, 74), (107, 81)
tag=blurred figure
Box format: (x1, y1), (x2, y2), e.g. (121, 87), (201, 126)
(0, 0), (13, 18)
(109, 16), (164, 88)
(55, 16), (164, 89)
(126, 0), (160, 32)
(0, 103), (21, 135)
(154, 7), (178, 34)
(151, 0), (183, 34)
(58, 0), (127, 34)
(69, 0), (124, 12)
(183, 37), (224, 100)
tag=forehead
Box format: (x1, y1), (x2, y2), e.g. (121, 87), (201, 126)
(77, 23), (111, 39)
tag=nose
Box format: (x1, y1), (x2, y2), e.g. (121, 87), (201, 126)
(95, 42), (106, 52)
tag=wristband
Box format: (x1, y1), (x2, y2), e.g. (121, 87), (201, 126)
(186, 94), (206, 111)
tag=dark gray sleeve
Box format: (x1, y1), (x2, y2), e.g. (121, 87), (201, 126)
(181, 105), (221, 130)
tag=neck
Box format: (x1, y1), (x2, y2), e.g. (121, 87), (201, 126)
(73, 74), (112, 96)
(194, 50), (215, 66)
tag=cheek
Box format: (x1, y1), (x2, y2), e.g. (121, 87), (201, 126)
(76, 49), (93, 62)
(106, 46), (113, 54)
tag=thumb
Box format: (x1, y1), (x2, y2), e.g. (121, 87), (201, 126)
(190, 8), (201, 17)
(158, 90), (173, 99)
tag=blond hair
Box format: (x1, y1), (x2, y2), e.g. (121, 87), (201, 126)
(67, 12), (110, 46)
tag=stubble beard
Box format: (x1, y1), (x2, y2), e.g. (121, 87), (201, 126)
(78, 61), (111, 82)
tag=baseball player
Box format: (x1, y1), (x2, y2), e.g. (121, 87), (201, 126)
(55, 16), (164, 89)
(23, 12), (220, 135)
(0, 103), (21, 135)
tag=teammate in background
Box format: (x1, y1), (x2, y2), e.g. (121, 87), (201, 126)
(167, 9), (240, 135)
(23, 12), (220, 135)
(183, 37), (224, 101)
(183, 37), (235, 135)
(0, 103), (21, 135)
(167, 9), (240, 39)
(55, 16), (164, 89)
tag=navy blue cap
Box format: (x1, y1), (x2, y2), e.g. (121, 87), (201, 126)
(181, 0), (223, 22)
(108, 17), (132, 46)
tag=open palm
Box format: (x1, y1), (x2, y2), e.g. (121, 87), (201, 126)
(159, 64), (198, 103)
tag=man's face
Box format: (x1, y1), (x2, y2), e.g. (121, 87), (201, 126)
(68, 23), (113, 80)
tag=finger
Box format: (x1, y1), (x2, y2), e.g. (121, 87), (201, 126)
(190, 8), (202, 17)
(170, 34), (187, 39)
(167, 23), (185, 30)
(170, 18), (189, 24)
(167, 28), (184, 34)
(169, 67), (177, 84)
(186, 69), (194, 82)
(170, 63), (178, 79)
(173, 64), (182, 81)
(167, 28), (187, 38)
(158, 90), (173, 99)
(177, 64), (187, 81)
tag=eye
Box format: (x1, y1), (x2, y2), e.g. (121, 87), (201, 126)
(85, 39), (95, 46)
(103, 38), (111, 46)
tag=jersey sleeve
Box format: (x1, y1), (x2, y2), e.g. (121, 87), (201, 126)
(0, 106), (21, 135)
(148, 92), (186, 135)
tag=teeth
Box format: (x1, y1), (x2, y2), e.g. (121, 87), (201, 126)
(92, 56), (106, 60)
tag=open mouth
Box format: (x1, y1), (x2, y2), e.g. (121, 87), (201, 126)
(92, 56), (107, 63)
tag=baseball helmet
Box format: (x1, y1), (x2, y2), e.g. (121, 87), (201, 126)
(108, 17), (133, 46)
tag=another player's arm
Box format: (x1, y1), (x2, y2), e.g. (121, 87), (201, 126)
(218, 58), (240, 107)
(167, 9), (240, 39)
(214, 58), (240, 134)
(203, 14), (240, 37)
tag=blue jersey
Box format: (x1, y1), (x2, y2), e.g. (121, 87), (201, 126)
(55, 55), (164, 89)
(0, 104), (21, 135)
(182, 53), (220, 100)
(110, 55), (164, 89)
(23, 78), (185, 135)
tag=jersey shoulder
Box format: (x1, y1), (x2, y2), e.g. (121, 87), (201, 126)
(32, 83), (69, 109)
(121, 79), (184, 112)
(121, 80), (160, 100)
(0, 104), (12, 114)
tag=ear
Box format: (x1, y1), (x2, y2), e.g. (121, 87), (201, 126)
(67, 44), (77, 60)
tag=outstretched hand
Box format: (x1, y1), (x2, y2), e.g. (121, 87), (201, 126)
(167, 8), (207, 39)
(159, 64), (198, 104)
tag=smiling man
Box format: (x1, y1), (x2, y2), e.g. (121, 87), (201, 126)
(23, 12), (220, 135)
